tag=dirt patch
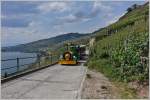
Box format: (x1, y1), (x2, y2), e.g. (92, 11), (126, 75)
(81, 69), (120, 99)
(137, 85), (149, 98)
(81, 69), (149, 99)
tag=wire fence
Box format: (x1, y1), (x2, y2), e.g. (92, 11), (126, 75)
(1, 54), (59, 78)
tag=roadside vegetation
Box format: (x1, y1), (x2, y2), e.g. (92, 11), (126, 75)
(87, 3), (149, 98)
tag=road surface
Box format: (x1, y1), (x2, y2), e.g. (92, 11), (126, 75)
(1, 63), (87, 99)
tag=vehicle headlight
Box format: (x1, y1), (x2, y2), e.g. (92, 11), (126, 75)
(59, 55), (63, 59)
(73, 56), (77, 59)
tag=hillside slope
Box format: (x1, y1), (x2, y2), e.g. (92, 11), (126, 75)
(87, 2), (149, 98)
(2, 33), (88, 53)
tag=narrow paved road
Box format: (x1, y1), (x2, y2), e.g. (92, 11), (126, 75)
(1, 63), (87, 99)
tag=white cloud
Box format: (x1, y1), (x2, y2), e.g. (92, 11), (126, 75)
(60, 14), (76, 21)
(51, 1), (112, 28)
(54, 13), (91, 28)
(1, 15), (5, 19)
(37, 2), (70, 13)
(28, 20), (41, 27)
(59, 14), (78, 23)
(54, 1), (113, 26)
(93, 1), (112, 12)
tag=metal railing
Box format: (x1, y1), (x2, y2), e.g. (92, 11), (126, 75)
(1, 54), (59, 78)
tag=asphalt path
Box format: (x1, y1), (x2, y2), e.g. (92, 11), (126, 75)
(1, 62), (87, 99)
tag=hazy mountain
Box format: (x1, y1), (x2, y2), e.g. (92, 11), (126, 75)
(2, 33), (89, 53)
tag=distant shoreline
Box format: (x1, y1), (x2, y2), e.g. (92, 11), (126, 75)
(1, 50), (40, 54)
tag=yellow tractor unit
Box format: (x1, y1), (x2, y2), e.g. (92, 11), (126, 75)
(58, 44), (80, 65)
(59, 51), (77, 65)
(59, 43), (86, 65)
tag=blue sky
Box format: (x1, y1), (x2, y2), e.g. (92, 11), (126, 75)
(1, 1), (146, 47)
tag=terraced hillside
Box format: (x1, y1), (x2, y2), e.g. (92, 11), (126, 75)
(86, 2), (149, 98)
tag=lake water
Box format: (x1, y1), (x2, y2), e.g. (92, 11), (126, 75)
(1, 52), (37, 76)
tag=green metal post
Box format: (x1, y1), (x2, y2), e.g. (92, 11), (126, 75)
(37, 54), (40, 67)
(4, 72), (8, 78)
(17, 58), (19, 72)
(51, 54), (52, 64)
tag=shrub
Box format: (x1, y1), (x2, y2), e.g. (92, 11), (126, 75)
(111, 32), (149, 82)
(100, 52), (110, 59)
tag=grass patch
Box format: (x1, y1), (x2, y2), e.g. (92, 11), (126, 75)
(88, 58), (116, 81)
(113, 82), (137, 99)
(87, 58), (138, 99)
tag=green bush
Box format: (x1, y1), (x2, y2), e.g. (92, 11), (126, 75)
(111, 32), (149, 82)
